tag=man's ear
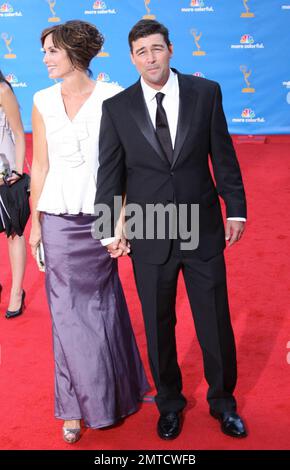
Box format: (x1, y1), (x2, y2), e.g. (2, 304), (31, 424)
(130, 53), (135, 66)
(169, 44), (173, 58)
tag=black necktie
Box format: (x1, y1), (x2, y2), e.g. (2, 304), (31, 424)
(155, 92), (173, 164)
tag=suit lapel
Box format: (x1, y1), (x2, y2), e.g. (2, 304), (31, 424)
(172, 73), (198, 168)
(128, 82), (169, 165)
(128, 74), (198, 168)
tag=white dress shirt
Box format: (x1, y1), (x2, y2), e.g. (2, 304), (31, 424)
(141, 69), (179, 148)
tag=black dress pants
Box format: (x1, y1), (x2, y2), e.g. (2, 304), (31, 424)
(132, 240), (237, 414)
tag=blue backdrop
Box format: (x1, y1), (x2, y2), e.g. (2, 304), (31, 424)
(1, 0), (289, 134)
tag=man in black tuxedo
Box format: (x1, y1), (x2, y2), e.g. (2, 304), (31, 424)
(95, 20), (247, 439)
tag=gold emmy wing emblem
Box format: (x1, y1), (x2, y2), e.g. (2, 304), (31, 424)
(241, 0), (255, 18)
(143, 0), (156, 19)
(1, 33), (16, 59)
(191, 29), (206, 56)
(97, 46), (110, 58)
(47, 0), (61, 23)
(240, 66), (255, 93)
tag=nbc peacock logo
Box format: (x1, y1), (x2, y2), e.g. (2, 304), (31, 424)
(231, 34), (264, 49)
(84, 0), (116, 15)
(193, 72), (205, 78)
(0, 2), (22, 17)
(181, 0), (214, 13)
(94, 1), (106, 8)
(5, 72), (27, 88)
(241, 108), (255, 119)
(241, 34), (254, 44)
(0, 3), (13, 12)
(97, 72), (110, 82)
(232, 108), (265, 123)
(5, 72), (17, 84)
(96, 72), (121, 87)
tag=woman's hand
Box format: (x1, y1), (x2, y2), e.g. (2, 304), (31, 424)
(29, 222), (42, 258)
(6, 173), (22, 185)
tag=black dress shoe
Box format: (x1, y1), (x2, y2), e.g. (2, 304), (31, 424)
(5, 290), (25, 319)
(157, 412), (182, 440)
(210, 409), (247, 438)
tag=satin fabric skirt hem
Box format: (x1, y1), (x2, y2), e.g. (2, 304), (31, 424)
(54, 400), (147, 429)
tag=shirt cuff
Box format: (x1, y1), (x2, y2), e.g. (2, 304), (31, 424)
(227, 217), (246, 222)
(100, 237), (115, 246)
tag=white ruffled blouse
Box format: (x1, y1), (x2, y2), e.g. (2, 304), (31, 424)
(33, 81), (122, 215)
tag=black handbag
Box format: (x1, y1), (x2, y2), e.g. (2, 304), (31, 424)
(0, 172), (30, 237)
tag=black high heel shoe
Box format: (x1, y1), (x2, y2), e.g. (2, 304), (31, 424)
(5, 290), (26, 319)
(0, 284), (2, 303)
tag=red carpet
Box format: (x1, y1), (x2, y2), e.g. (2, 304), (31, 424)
(0, 135), (289, 450)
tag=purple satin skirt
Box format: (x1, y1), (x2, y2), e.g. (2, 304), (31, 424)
(41, 213), (149, 428)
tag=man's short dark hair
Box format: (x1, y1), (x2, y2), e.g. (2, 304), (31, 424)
(128, 20), (171, 52)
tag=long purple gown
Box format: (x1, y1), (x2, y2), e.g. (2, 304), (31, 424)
(41, 213), (149, 428)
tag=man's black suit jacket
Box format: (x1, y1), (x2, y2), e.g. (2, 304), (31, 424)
(95, 70), (247, 264)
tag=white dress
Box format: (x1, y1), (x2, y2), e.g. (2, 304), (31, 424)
(33, 81), (123, 215)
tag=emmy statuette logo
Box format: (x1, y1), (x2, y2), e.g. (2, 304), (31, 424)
(241, 0), (255, 18)
(191, 29), (206, 56)
(47, 0), (60, 23)
(143, 0), (156, 19)
(1, 32), (16, 58)
(240, 65), (255, 93)
(97, 45), (109, 58)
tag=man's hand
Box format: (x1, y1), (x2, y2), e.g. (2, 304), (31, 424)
(106, 238), (130, 258)
(225, 220), (245, 246)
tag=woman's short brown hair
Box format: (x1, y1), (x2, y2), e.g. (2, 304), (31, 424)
(41, 20), (104, 76)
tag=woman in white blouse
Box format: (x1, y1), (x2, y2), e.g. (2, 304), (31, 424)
(29, 20), (148, 444)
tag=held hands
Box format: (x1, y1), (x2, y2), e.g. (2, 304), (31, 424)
(225, 220), (245, 246)
(106, 238), (130, 258)
(107, 210), (130, 258)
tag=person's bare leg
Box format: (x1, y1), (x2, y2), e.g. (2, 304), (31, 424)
(63, 420), (81, 428)
(7, 234), (26, 311)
